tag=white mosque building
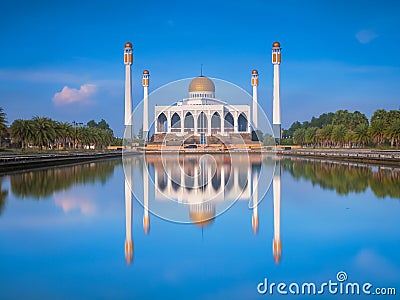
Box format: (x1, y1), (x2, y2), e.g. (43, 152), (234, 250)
(154, 75), (251, 138)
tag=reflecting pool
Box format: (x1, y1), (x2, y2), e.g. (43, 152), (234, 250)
(0, 156), (399, 299)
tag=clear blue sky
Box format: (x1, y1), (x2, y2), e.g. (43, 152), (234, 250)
(1, 0), (399, 136)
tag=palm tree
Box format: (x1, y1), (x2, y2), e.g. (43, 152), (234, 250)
(293, 128), (306, 146)
(11, 119), (34, 149)
(321, 124), (334, 147)
(55, 122), (73, 149)
(305, 127), (318, 147)
(369, 119), (386, 147)
(331, 125), (347, 147)
(353, 123), (370, 148)
(32, 116), (56, 149)
(385, 119), (400, 149)
(0, 107), (7, 147)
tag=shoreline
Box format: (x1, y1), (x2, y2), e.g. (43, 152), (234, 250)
(0, 150), (122, 174)
(1, 148), (399, 174)
(275, 148), (400, 166)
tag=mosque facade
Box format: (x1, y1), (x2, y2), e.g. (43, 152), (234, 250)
(154, 76), (251, 139)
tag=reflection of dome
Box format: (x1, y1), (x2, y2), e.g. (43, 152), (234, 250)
(190, 211), (215, 227)
(272, 41), (280, 48)
(125, 42), (132, 48)
(189, 76), (215, 93)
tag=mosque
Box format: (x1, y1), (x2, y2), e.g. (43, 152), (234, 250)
(123, 41), (282, 146)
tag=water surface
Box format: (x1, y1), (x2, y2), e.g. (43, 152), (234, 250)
(0, 156), (399, 299)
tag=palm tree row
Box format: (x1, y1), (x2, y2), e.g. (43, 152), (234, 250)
(10, 117), (114, 150)
(289, 109), (400, 148)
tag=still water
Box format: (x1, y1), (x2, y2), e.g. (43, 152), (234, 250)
(0, 155), (399, 299)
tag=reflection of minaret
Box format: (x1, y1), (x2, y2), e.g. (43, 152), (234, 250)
(142, 70), (149, 142)
(251, 69), (259, 130)
(143, 162), (150, 234)
(273, 161), (282, 263)
(125, 164), (133, 264)
(252, 165), (259, 234)
(124, 42), (133, 140)
(272, 41), (281, 142)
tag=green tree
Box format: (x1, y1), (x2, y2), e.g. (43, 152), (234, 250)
(305, 127), (318, 147)
(385, 118), (400, 149)
(353, 123), (370, 148)
(293, 128), (306, 145)
(0, 107), (8, 147)
(321, 124), (334, 147)
(55, 122), (73, 149)
(11, 119), (34, 149)
(369, 118), (386, 147)
(32, 116), (56, 149)
(331, 124), (347, 147)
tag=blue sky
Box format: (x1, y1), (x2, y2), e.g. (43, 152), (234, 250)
(1, 0), (399, 136)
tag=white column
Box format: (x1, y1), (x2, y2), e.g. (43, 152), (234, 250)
(143, 85), (149, 141)
(207, 111), (212, 136)
(180, 111), (184, 135)
(220, 110), (225, 136)
(194, 112), (198, 135)
(273, 64), (281, 126)
(233, 111), (238, 133)
(125, 65), (132, 127)
(167, 111), (171, 133)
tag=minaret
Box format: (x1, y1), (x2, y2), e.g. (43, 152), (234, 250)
(272, 41), (281, 143)
(124, 42), (133, 141)
(142, 70), (150, 142)
(143, 162), (150, 234)
(272, 161), (282, 263)
(251, 69), (259, 130)
(125, 169), (133, 264)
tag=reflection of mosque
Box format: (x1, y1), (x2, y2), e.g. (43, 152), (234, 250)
(124, 156), (282, 264)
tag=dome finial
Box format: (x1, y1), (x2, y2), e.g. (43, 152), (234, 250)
(200, 64), (203, 76)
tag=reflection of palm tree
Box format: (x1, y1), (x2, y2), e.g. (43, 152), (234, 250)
(10, 159), (121, 199)
(282, 158), (400, 199)
(0, 177), (8, 216)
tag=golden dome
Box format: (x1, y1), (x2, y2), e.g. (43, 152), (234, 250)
(189, 210), (215, 227)
(272, 41), (281, 48)
(252, 69), (258, 75)
(125, 42), (132, 48)
(189, 76), (215, 93)
(143, 70), (149, 75)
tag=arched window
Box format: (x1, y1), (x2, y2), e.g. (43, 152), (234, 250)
(224, 112), (234, 132)
(238, 113), (248, 132)
(211, 112), (221, 133)
(171, 113), (181, 132)
(157, 113), (167, 132)
(184, 112), (194, 133)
